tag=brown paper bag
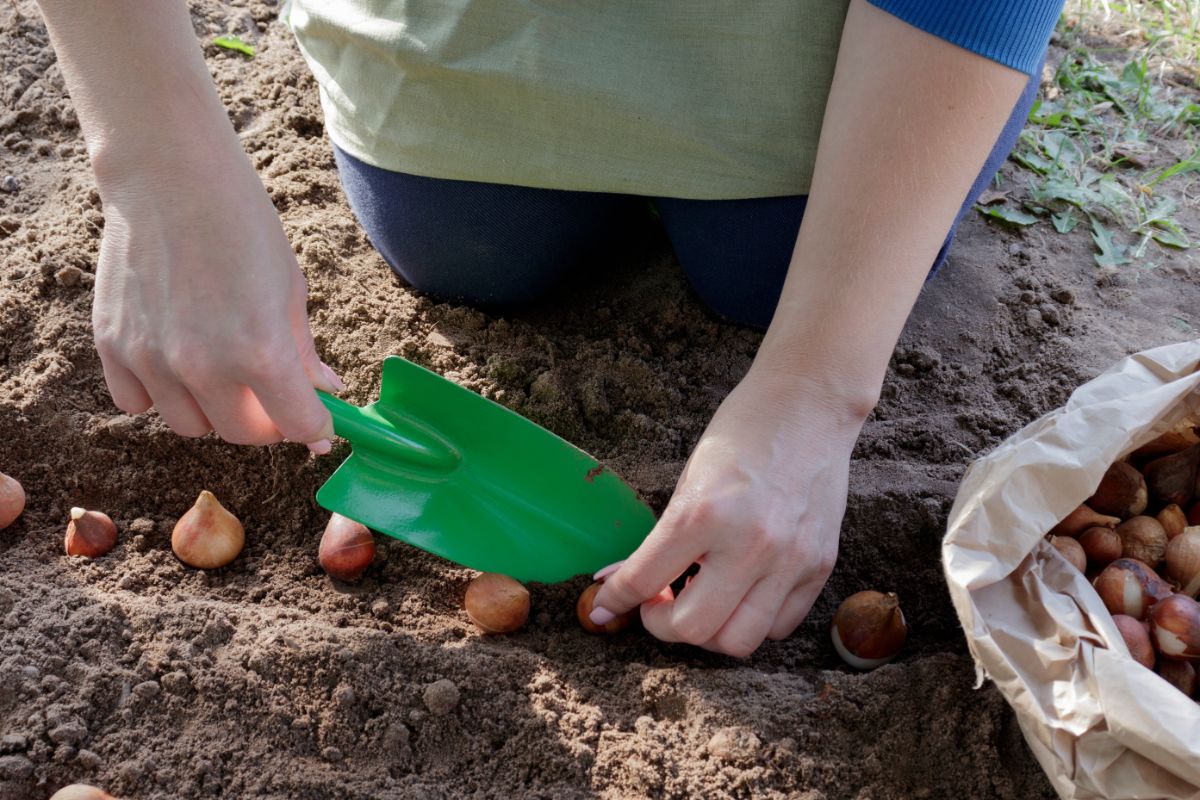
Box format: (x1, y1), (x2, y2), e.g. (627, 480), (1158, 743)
(943, 340), (1200, 799)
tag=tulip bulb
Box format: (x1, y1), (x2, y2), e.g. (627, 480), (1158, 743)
(1157, 658), (1197, 698)
(1149, 594), (1200, 660)
(576, 581), (633, 635)
(49, 786), (118, 800)
(1048, 504), (1119, 539)
(318, 514), (375, 581)
(171, 490), (244, 569)
(1144, 445), (1200, 507)
(1087, 461), (1148, 519)
(1049, 535), (1086, 572)
(1111, 614), (1155, 669)
(1131, 431), (1199, 466)
(1078, 526), (1122, 567)
(0, 471), (24, 529)
(1116, 515), (1168, 568)
(831, 591), (908, 670)
(1165, 528), (1200, 597)
(64, 507), (117, 558)
(1093, 558), (1173, 620)
(465, 572), (530, 633)
(1158, 504), (1188, 540)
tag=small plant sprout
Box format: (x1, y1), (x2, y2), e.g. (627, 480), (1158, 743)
(213, 35), (255, 58)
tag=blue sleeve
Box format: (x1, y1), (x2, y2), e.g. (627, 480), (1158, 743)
(865, 0), (1064, 75)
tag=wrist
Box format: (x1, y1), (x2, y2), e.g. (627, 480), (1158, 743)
(90, 110), (244, 197)
(742, 352), (880, 432)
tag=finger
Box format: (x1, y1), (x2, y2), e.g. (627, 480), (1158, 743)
(591, 519), (707, 620)
(290, 283), (344, 394)
(593, 560), (625, 581)
(245, 354), (334, 445)
(665, 559), (758, 645)
(701, 574), (796, 658)
(99, 356), (152, 415)
(766, 580), (826, 642)
(189, 381), (285, 446)
(141, 375), (214, 438)
(322, 363), (345, 393)
(296, 336), (344, 394)
(638, 585), (684, 642)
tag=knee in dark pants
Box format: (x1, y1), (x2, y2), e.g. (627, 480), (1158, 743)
(654, 195), (808, 330)
(332, 145), (632, 310)
(679, 263), (781, 329)
(368, 224), (570, 309)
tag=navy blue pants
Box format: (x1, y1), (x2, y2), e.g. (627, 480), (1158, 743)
(334, 70), (1039, 329)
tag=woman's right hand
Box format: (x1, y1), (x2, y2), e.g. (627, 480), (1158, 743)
(92, 143), (341, 453)
(34, 0), (341, 452)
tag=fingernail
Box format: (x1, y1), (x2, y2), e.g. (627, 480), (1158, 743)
(323, 364), (346, 392)
(589, 606), (616, 626)
(593, 560), (625, 581)
(307, 438), (332, 455)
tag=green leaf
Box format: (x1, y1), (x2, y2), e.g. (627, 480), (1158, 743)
(1151, 228), (1190, 249)
(1090, 217), (1131, 267)
(1051, 209), (1080, 234)
(977, 205), (1039, 227)
(1165, 102), (1200, 129)
(1150, 218), (1191, 248)
(1031, 178), (1100, 208)
(1012, 150), (1052, 175)
(1140, 196), (1180, 227)
(1044, 110), (1068, 128)
(1028, 98), (1069, 128)
(1118, 58), (1150, 103)
(1147, 146), (1200, 186)
(213, 35), (255, 58)
(1026, 97), (1042, 122)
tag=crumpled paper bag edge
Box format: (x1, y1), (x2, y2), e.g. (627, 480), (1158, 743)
(942, 339), (1200, 800)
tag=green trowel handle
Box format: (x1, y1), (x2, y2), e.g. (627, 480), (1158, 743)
(317, 391), (459, 473)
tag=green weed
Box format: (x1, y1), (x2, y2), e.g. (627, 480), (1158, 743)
(978, 29), (1199, 268)
(213, 35), (256, 58)
(1064, 0), (1200, 64)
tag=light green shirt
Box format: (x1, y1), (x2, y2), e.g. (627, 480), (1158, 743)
(288, 1), (850, 199)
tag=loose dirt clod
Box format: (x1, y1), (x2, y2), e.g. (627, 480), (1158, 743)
(422, 679), (460, 716)
(706, 727), (762, 762)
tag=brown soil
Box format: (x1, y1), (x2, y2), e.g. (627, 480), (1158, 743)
(2, 3), (1198, 799)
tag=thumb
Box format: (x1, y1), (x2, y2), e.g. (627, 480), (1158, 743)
(291, 304), (344, 395)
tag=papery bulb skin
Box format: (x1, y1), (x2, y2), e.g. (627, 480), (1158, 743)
(831, 591), (908, 670)
(318, 514), (375, 582)
(1112, 614), (1155, 669)
(1049, 504), (1119, 539)
(1087, 462), (1148, 519)
(1150, 594), (1200, 660)
(0, 472), (24, 529)
(1092, 558), (1173, 620)
(64, 507), (118, 558)
(171, 490), (244, 570)
(1144, 445), (1200, 507)
(466, 572), (531, 634)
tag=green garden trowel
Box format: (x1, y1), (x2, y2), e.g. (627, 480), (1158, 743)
(315, 356), (657, 583)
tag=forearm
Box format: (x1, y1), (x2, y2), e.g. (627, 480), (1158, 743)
(751, 0), (1028, 422)
(34, 1), (239, 184)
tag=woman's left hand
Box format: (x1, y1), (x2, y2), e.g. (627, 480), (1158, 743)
(589, 367), (866, 657)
